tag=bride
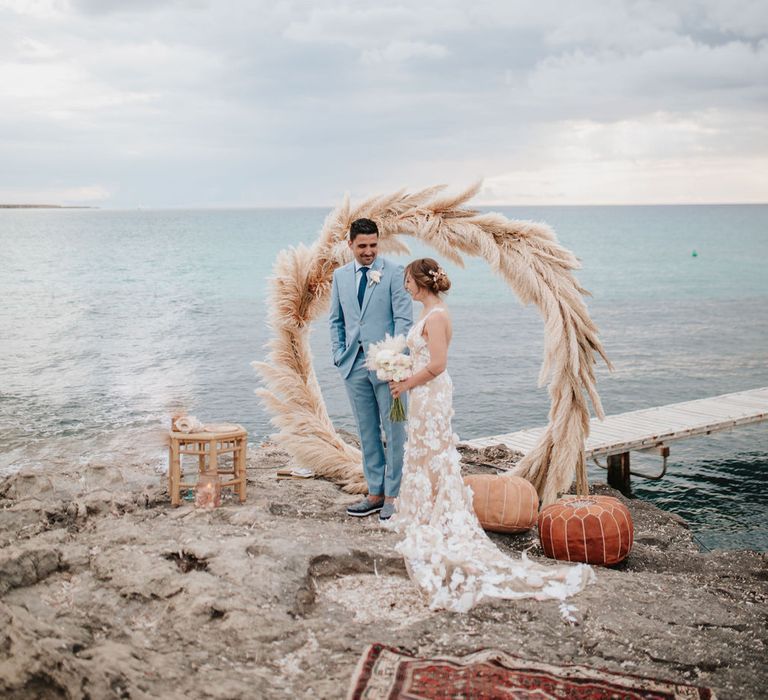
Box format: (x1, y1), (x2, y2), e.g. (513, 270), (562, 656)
(388, 258), (594, 619)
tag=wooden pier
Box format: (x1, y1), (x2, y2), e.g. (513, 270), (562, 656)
(460, 387), (768, 495)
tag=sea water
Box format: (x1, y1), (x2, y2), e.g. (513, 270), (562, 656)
(1, 205), (766, 550)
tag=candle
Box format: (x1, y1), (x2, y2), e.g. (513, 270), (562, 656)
(195, 475), (221, 509)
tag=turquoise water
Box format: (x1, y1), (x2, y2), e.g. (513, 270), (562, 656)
(1, 205), (766, 550)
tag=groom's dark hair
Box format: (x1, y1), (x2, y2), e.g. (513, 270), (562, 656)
(349, 218), (379, 241)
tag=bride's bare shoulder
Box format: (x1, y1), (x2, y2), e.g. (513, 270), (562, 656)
(423, 307), (452, 334)
(433, 306), (451, 321)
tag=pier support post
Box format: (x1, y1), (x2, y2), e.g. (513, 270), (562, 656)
(607, 451), (632, 497)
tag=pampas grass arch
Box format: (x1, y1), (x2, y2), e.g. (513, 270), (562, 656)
(253, 183), (611, 506)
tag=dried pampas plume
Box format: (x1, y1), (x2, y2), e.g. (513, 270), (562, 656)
(253, 183), (611, 505)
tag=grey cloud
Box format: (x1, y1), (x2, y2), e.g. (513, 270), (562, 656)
(68, 0), (204, 15)
(527, 39), (768, 119)
(283, 6), (421, 46)
(0, 0), (766, 206)
(692, 0), (768, 39)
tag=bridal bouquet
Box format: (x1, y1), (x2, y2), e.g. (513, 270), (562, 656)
(365, 334), (412, 421)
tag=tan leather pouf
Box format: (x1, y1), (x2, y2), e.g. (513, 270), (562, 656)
(538, 495), (633, 565)
(464, 474), (539, 534)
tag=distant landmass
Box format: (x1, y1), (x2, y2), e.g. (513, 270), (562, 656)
(0, 204), (96, 209)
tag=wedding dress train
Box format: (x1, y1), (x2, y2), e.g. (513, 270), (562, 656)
(390, 307), (594, 619)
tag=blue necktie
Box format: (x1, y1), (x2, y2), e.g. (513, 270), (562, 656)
(357, 267), (369, 308)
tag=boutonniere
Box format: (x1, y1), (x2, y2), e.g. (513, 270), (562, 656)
(368, 270), (382, 286)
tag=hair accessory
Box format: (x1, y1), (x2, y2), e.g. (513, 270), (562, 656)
(428, 267), (447, 283)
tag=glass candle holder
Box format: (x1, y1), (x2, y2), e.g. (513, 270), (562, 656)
(195, 472), (222, 509)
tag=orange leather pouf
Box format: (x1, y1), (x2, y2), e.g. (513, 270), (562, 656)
(538, 495), (633, 565)
(464, 475), (539, 534)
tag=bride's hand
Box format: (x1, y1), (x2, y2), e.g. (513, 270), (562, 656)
(389, 379), (409, 399)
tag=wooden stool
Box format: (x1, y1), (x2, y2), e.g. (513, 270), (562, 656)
(168, 424), (247, 506)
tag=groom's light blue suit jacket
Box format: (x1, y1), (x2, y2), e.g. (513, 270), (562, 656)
(329, 256), (412, 379)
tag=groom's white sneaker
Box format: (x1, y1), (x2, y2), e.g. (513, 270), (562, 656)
(346, 497), (384, 517)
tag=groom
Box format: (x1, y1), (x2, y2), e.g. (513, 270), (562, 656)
(329, 218), (413, 521)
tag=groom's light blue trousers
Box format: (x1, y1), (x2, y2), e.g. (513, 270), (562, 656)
(343, 350), (406, 498)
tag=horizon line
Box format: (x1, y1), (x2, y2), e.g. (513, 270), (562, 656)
(3, 201), (767, 211)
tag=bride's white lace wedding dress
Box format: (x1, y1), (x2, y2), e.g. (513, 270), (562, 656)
(390, 307), (595, 619)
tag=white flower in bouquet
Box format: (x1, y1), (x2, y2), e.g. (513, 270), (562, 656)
(374, 348), (395, 368)
(391, 353), (412, 380)
(365, 334), (412, 421)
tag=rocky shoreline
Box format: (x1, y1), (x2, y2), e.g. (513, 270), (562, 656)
(1, 442), (766, 699)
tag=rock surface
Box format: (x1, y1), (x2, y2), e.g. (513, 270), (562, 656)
(0, 443), (765, 699)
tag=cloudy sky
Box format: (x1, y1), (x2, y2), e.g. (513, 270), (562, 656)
(1, 0), (767, 207)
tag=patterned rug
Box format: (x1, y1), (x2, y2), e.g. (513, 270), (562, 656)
(347, 644), (716, 699)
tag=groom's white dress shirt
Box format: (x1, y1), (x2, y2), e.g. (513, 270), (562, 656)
(354, 260), (369, 288)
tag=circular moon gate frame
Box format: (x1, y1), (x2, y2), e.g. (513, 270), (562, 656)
(253, 183), (611, 506)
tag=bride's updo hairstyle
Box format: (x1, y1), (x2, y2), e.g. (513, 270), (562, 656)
(405, 258), (451, 295)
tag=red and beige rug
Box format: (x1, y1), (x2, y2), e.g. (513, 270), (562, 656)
(347, 644), (716, 699)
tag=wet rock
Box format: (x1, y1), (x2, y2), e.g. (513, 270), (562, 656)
(0, 470), (55, 501)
